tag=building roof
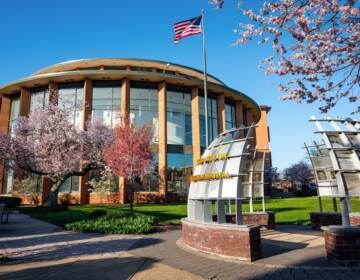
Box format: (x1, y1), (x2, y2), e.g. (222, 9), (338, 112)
(0, 58), (262, 121)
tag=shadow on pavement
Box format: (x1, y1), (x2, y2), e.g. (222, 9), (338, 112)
(0, 256), (157, 280)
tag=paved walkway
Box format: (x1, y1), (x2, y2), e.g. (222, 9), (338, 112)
(1, 214), (359, 280)
(0, 215), (201, 280)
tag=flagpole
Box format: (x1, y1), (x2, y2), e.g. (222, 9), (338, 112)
(201, 9), (209, 147)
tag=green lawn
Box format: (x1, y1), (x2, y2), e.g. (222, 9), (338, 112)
(24, 197), (360, 227)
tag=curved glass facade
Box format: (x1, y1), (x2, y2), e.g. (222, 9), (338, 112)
(0, 60), (265, 203)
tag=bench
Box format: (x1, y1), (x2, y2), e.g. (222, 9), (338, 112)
(0, 197), (22, 224)
(0, 204), (9, 224)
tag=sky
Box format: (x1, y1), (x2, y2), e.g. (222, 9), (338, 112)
(0, 0), (352, 170)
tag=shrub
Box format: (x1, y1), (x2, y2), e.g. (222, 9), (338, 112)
(65, 214), (156, 234)
(19, 205), (68, 214)
(89, 209), (107, 219)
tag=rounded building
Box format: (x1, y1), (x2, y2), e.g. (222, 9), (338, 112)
(0, 58), (271, 204)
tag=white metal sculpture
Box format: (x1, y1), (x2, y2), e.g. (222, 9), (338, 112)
(309, 116), (360, 225)
(304, 142), (338, 212)
(187, 124), (266, 224)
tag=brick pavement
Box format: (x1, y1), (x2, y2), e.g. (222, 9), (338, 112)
(129, 227), (360, 280)
(1, 214), (359, 280)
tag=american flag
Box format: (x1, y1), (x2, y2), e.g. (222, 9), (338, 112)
(173, 16), (202, 44)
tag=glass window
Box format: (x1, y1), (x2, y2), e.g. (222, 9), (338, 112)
(59, 176), (79, 193)
(92, 81), (121, 127)
(199, 95), (218, 148)
(225, 102), (236, 130)
(9, 96), (20, 134)
(167, 153), (193, 195)
(167, 89), (192, 145)
(88, 169), (119, 193)
(130, 82), (159, 143)
(137, 153), (159, 192)
(166, 88), (193, 195)
(58, 83), (84, 127)
(130, 83), (159, 192)
(30, 87), (49, 111)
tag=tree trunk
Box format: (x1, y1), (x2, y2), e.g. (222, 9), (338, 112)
(46, 190), (59, 207)
(129, 184), (134, 214)
(46, 179), (66, 207)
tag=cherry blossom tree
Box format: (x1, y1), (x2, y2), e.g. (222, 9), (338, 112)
(103, 118), (152, 213)
(0, 103), (111, 207)
(218, 1), (360, 113)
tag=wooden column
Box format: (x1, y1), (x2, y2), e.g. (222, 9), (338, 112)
(0, 96), (11, 193)
(217, 94), (226, 133)
(119, 78), (130, 204)
(79, 79), (92, 205)
(235, 101), (244, 127)
(191, 87), (201, 168)
(246, 109), (256, 149)
(0, 96), (11, 134)
(255, 106), (271, 151)
(42, 82), (59, 204)
(235, 101), (244, 138)
(49, 81), (58, 104)
(19, 88), (31, 117)
(158, 82), (167, 198)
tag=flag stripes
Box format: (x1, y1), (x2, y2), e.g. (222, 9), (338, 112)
(173, 16), (202, 44)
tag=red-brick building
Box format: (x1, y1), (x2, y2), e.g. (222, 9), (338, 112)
(0, 58), (271, 204)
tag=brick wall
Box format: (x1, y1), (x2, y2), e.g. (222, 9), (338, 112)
(350, 213), (360, 226)
(213, 212), (275, 229)
(181, 218), (261, 262)
(310, 212), (342, 230)
(323, 226), (360, 266)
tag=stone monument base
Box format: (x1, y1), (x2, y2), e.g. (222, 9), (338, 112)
(310, 212), (342, 230)
(181, 218), (261, 262)
(350, 213), (360, 226)
(212, 212), (275, 229)
(322, 226), (360, 266)
(310, 212), (360, 229)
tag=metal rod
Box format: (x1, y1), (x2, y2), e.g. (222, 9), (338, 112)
(340, 197), (350, 226)
(318, 196), (323, 212)
(201, 9), (209, 147)
(304, 142), (323, 212)
(332, 197), (338, 212)
(262, 197), (266, 212)
(346, 197), (352, 213)
(235, 199), (243, 225)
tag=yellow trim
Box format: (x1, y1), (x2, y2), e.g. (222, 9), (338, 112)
(190, 172), (230, 182)
(196, 153), (227, 165)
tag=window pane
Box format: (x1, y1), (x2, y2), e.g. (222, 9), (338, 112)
(225, 102), (236, 130)
(130, 85), (158, 142)
(199, 96), (218, 147)
(30, 87), (49, 112)
(58, 83), (84, 127)
(92, 81), (121, 127)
